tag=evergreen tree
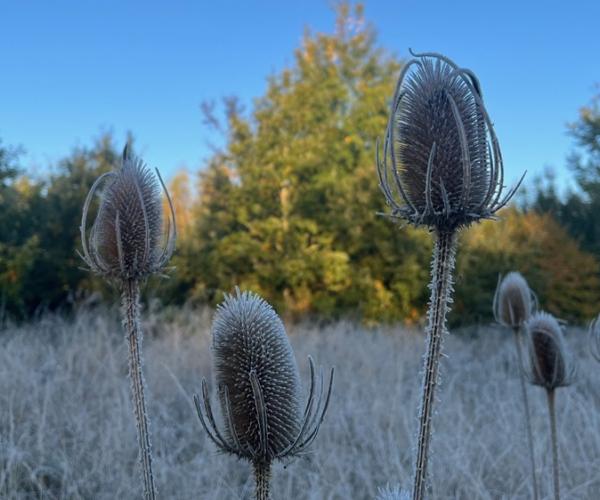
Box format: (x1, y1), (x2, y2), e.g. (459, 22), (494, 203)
(531, 89), (600, 255)
(0, 134), (121, 319)
(178, 3), (431, 322)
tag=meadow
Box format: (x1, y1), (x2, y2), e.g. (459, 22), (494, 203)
(1, 306), (598, 499)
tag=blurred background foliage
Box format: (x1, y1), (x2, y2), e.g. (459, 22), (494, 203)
(1, 4), (599, 326)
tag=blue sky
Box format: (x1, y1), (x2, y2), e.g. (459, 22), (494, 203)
(1, 0), (599, 191)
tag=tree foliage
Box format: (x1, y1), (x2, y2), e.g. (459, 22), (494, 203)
(174, 4), (432, 322)
(455, 208), (600, 324)
(0, 135), (120, 319)
(530, 89), (600, 254)
(2, 5), (599, 326)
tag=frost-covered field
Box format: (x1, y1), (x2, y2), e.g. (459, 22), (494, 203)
(1, 307), (599, 499)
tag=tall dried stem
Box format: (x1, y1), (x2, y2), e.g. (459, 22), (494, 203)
(547, 389), (560, 500)
(122, 279), (156, 500)
(413, 230), (456, 500)
(512, 327), (539, 500)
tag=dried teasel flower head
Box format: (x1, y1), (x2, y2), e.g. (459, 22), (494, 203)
(588, 313), (600, 362)
(377, 50), (524, 231)
(195, 288), (334, 465)
(80, 145), (176, 281)
(493, 272), (536, 329)
(525, 312), (575, 391)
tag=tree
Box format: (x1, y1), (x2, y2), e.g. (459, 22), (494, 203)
(530, 89), (600, 255)
(0, 140), (41, 320)
(0, 134), (122, 320)
(177, 3), (431, 322)
(455, 207), (600, 324)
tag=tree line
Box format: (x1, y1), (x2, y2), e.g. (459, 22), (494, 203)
(1, 5), (599, 326)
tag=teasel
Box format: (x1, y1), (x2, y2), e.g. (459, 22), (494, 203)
(376, 50), (524, 500)
(194, 288), (334, 500)
(493, 272), (539, 500)
(525, 312), (575, 500)
(79, 145), (176, 499)
(588, 313), (600, 363)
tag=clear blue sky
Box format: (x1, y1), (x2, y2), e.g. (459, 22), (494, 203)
(1, 0), (599, 191)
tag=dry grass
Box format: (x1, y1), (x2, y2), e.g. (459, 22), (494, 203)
(0, 307), (599, 499)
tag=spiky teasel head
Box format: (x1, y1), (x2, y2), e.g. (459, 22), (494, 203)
(588, 313), (600, 362)
(195, 288), (334, 466)
(377, 50), (524, 232)
(525, 312), (575, 391)
(493, 272), (536, 329)
(80, 145), (176, 282)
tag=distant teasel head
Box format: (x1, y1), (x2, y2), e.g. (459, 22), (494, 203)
(377, 50), (524, 231)
(80, 145), (176, 281)
(195, 288), (334, 465)
(588, 313), (600, 363)
(493, 272), (536, 329)
(525, 312), (575, 391)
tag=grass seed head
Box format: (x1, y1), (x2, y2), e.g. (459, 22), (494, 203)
(525, 312), (575, 391)
(493, 272), (534, 329)
(377, 50), (524, 231)
(80, 145), (176, 282)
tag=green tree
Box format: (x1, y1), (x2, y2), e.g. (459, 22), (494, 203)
(0, 141), (42, 319)
(0, 134), (122, 320)
(531, 89), (600, 255)
(31, 134), (120, 311)
(177, 3), (431, 322)
(455, 208), (600, 324)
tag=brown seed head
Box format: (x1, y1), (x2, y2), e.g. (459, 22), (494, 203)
(493, 272), (534, 328)
(194, 289), (334, 465)
(525, 312), (575, 391)
(80, 145), (176, 281)
(377, 50), (524, 231)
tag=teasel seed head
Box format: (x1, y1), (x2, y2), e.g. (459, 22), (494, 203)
(588, 313), (600, 362)
(493, 272), (536, 329)
(377, 50), (524, 231)
(195, 288), (334, 466)
(525, 312), (575, 391)
(80, 145), (176, 282)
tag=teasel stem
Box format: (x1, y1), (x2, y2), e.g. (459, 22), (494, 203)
(412, 230), (457, 500)
(547, 389), (560, 500)
(512, 327), (539, 500)
(253, 461), (271, 500)
(121, 279), (157, 500)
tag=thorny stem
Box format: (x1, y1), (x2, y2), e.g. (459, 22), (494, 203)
(253, 461), (271, 500)
(512, 328), (539, 500)
(412, 230), (457, 500)
(122, 279), (157, 500)
(547, 389), (560, 500)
